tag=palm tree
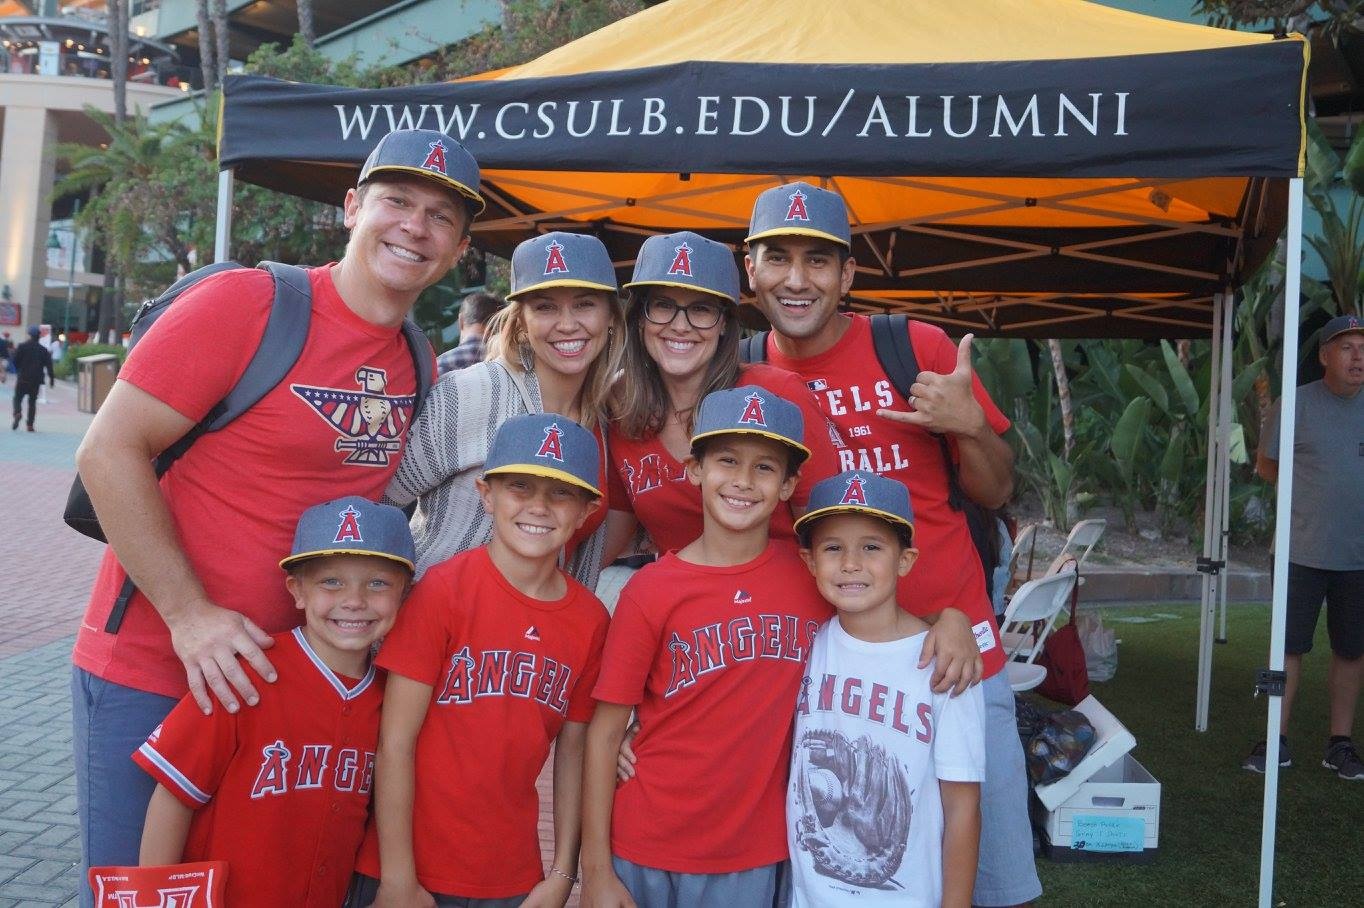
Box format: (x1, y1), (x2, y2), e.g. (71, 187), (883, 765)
(195, 0), (217, 91)
(298, 0), (316, 47)
(212, 0), (230, 90)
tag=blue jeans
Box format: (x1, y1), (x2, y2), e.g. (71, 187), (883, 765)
(71, 667), (178, 908)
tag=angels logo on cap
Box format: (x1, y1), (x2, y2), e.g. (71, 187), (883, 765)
(667, 242), (693, 277)
(537, 423), (566, 462)
(738, 392), (768, 427)
(544, 241), (570, 275)
(840, 474), (869, 506)
(421, 140), (448, 175)
(785, 188), (810, 222)
(334, 505), (363, 543)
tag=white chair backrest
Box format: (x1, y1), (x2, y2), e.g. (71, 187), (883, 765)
(1057, 518), (1106, 567)
(1008, 523), (1039, 584)
(999, 568), (1078, 664)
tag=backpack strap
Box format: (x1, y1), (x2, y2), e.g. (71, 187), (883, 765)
(868, 314), (967, 511)
(400, 318), (434, 418)
(739, 330), (769, 364)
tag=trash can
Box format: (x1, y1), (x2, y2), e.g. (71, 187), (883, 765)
(77, 353), (120, 414)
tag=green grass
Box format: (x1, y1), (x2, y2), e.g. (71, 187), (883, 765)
(1034, 602), (1361, 907)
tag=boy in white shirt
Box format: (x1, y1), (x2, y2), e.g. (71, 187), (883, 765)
(789, 470), (986, 907)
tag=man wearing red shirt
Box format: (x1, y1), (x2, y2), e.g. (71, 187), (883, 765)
(744, 181), (1039, 907)
(70, 128), (483, 906)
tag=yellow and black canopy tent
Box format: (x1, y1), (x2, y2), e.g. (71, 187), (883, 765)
(219, 0), (1307, 338)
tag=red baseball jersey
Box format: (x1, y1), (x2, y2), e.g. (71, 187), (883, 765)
(75, 265), (425, 698)
(764, 316), (1011, 679)
(354, 546), (609, 898)
(132, 629), (382, 908)
(607, 363), (844, 553)
(592, 542), (832, 873)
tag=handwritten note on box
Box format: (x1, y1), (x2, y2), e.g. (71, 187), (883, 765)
(1070, 815), (1145, 852)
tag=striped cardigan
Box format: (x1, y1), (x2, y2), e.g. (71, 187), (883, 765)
(383, 358), (608, 588)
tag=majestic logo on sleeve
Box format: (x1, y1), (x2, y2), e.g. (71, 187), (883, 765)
(334, 505), (363, 543)
(739, 392), (768, 426)
(785, 188), (810, 222)
(291, 366), (415, 467)
(667, 242), (693, 276)
(421, 140), (448, 174)
(537, 423), (565, 462)
(733, 589), (752, 606)
(840, 474), (868, 506)
(544, 241), (569, 275)
(524, 625), (541, 642)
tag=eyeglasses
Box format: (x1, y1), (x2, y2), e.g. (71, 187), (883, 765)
(642, 296), (725, 330)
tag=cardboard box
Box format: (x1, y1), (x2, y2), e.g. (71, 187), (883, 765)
(1035, 753), (1161, 861)
(1033, 694), (1136, 811)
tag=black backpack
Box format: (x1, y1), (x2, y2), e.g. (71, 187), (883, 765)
(740, 313), (997, 595)
(64, 261), (435, 633)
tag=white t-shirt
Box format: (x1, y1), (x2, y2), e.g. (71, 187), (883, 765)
(787, 618), (986, 907)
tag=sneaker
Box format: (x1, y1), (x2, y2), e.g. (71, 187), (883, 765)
(1243, 738), (1292, 773)
(9, 414), (17, 430)
(1324, 740), (1364, 780)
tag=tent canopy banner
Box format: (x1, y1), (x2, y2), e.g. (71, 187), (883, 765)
(221, 42), (1303, 181)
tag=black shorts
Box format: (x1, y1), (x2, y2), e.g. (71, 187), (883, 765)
(1285, 563), (1364, 660)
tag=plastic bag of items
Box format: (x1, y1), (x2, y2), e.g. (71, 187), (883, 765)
(1076, 612), (1118, 683)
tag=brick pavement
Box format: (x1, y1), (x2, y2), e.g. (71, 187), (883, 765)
(0, 379), (580, 906)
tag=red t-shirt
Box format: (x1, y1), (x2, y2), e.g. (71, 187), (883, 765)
(354, 546), (608, 897)
(592, 543), (832, 873)
(565, 422), (610, 557)
(606, 363), (844, 553)
(132, 629), (382, 908)
(74, 266), (425, 698)
(764, 316), (1012, 679)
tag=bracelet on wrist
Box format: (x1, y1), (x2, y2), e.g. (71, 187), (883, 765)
(550, 867), (579, 885)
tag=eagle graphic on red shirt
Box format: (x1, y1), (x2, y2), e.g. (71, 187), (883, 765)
(291, 366), (414, 467)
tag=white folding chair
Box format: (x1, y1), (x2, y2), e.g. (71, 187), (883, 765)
(1007, 522), (1039, 590)
(999, 568), (1078, 693)
(1043, 518), (1106, 577)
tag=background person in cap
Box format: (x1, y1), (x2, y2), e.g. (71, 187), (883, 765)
(436, 290), (505, 375)
(10, 324), (53, 431)
(603, 230), (842, 562)
(789, 470), (984, 908)
(584, 385), (831, 908)
(742, 181), (1037, 908)
(133, 496), (413, 908)
(1245, 313), (1364, 780)
(354, 413), (608, 908)
(68, 127), (480, 898)
(384, 230), (624, 588)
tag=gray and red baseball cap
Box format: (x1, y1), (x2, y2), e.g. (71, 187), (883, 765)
(690, 384), (811, 463)
(746, 181), (851, 249)
(359, 128), (485, 215)
(280, 496), (416, 571)
(482, 412), (602, 497)
(794, 470), (915, 543)
(623, 231), (741, 305)
(506, 232), (618, 301)
(1323, 314), (1364, 344)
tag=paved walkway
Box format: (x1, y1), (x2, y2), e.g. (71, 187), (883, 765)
(0, 380), (577, 907)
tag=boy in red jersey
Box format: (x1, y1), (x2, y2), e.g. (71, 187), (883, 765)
(582, 385), (832, 907)
(353, 412), (610, 908)
(134, 496), (415, 908)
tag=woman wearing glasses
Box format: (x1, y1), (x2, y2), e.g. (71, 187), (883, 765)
(603, 231), (841, 558)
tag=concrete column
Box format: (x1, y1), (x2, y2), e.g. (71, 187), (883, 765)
(0, 105), (58, 330)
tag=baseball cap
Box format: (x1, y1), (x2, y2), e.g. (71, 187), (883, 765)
(280, 496), (416, 571)
(27, 326), (40, 338)
(690, 384), (811, 463)
(506, 232), (618, 301)
(1322, 314), (1364, 344)
(793, 470), (915, 544)
(482, 412), (601, 497)
(623, 231), (741, 304)
(358, 128), (485, 215)
(745, 181), (851, 249)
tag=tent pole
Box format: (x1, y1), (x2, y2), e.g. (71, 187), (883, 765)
(1217, 287), (1235, 644)
(214, 168), (234, 264)
(1195, 291), (1224, 731)
(1258, 177), (1302, 908)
